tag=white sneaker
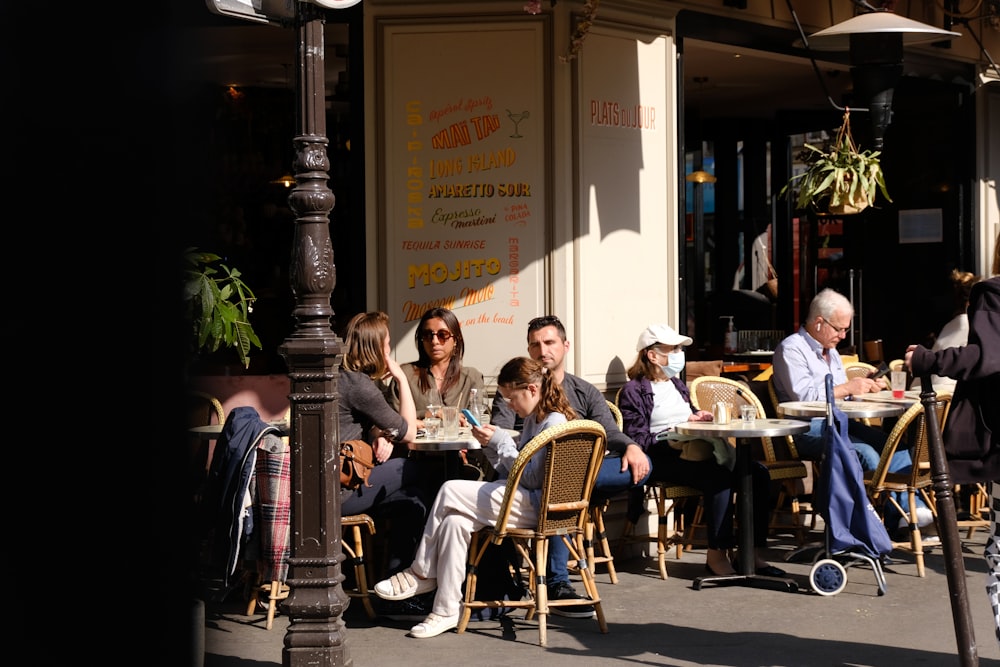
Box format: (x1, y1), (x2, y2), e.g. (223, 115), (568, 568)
(408, 612), (459, 639)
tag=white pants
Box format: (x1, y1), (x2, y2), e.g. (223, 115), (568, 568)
(410, 479), (537, 617)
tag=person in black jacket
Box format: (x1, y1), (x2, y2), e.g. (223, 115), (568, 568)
(905, 243), (999, 647)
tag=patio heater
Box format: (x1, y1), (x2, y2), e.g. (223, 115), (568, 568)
(803, 10), (960, 150)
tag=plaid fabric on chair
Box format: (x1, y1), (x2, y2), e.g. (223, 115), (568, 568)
(254, 433), (291, 583)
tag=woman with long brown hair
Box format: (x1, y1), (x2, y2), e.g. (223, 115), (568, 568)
(339, 311), (427, 576)
(385, 307), (485, 428)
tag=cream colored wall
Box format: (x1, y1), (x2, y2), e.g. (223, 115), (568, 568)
(572, 22), (678, 391)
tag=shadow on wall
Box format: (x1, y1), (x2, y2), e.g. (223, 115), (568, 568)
(605, 356), (627, 397)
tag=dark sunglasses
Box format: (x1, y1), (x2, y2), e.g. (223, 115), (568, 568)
(420, 330), (454, 343)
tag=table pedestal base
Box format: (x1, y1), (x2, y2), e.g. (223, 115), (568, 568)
(693, 572), (798, 592)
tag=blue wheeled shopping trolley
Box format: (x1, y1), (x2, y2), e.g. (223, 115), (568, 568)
(808, 375), (893, 596)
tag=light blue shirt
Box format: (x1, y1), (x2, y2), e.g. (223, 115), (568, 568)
(772, 327), (848, 403)
(483, 411), (568, 489)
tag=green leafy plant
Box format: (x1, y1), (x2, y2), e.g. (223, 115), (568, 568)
(779, 110), (891, 215)
(183, 248), (261, 369)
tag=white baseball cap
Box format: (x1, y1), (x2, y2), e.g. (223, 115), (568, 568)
(636, 324), (693, 351)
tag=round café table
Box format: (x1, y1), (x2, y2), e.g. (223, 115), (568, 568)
(778, 399), (909, 421)
(189, 420), (290, 440)
(674, 418), (809, 592)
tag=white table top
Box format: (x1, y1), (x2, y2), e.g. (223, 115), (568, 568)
(778, 399), (908, 419)
(674, 418), (809, 439)
(409, 427), (481, 452)
(858, 389), (920, 405)
(188, 420), (289, 439)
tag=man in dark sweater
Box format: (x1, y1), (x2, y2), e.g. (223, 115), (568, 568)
(491, 315), (650, 617)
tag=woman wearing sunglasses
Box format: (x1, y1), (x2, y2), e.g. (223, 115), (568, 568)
(385, 307), (485, 429)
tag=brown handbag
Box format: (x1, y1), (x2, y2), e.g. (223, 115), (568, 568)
(339, 440), (376, 489)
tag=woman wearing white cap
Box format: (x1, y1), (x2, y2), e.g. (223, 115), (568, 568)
(617, 324), (784, 577)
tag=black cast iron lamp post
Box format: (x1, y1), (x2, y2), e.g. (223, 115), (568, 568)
(804, 11), (959, 150)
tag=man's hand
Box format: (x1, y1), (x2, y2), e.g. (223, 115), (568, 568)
(840, 376), (881, 398)
(621, 443), (649, 485)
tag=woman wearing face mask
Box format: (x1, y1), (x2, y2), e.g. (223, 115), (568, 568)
(617, 324), (781, 577)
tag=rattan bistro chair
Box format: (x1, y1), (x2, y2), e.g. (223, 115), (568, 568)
(341, 514), (378, 619)
(864, 394), (951, 577)
(690, 375), (810, 543)
(457, 420), (609, 647)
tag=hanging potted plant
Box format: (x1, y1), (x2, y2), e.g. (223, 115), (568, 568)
(183, 247), (262, 371)
(779, 109), (891, 215)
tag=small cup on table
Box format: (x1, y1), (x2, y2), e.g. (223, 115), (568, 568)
(441, 406), (460, 439)
(424, 416), (442, 439)
(739, 404), (757, 425)
(890, 371), (907, 399)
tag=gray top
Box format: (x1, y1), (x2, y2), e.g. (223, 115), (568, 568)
(491, 372), (634, 454)
(383, 363), (485, 414)
(338, 369), (410, 444)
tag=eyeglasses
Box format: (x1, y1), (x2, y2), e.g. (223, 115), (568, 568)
(821, 317), (850, 335)
(420, 329), (454, 343)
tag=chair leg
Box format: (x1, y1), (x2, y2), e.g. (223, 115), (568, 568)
(682, 499), (706, 554)
(341, 515), (377, 619)
(908, 491), (927, 578)
(534, 536), (549, 647)
(589, 503), (618, 584)
(245, 569), (261, 616)
(769, 481), (806, 544)
(265, 580), (289, 630)
(456, 531), (484, 634)
(577, 523), (608, 635)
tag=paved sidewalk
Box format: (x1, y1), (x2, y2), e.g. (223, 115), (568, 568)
(201, 521), (999, 667)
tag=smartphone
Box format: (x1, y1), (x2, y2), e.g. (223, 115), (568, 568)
(868, 362), (890, 380)
(461, 408), (481, 427)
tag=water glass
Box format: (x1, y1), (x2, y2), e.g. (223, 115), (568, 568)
(424, 417), (441, 439)
(740, 404), (757, 425)
(441, 406), (460, 438)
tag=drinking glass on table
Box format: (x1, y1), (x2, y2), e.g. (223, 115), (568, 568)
(441, 406), (460, 438)
(890, 371), (907, 399)
(424, 416), (442, 439)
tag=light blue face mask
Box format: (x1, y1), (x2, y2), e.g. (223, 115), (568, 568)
(660, 350), (686, 378)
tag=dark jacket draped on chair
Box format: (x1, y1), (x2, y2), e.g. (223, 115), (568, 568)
(202, 406), (281, 585)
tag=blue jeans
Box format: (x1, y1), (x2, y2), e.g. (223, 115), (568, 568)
(547, 452), (652, 587)
(793, 418), (909, 472)
(792, 418), (920, 530)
